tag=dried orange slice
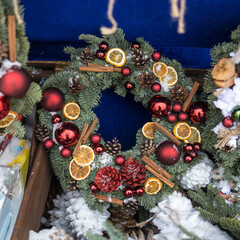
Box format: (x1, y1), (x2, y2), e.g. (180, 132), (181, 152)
(105, 48), (126, 67)
(152, 62), (168, 78)
(144, 177), (163, 195)
(173, 122), (192, 140)
(142, 122), (156, 139)
(160, 66), (178, 87)
(73, 145), (95, 166)
(0, 111), (17, 128)
(63, 102), (80, 120)
(184, 127), (201, 144)
(69, 159), (91, 180)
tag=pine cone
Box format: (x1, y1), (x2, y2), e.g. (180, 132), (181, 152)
(80, 47), (94, 63)
(132, 48), (149, 68)
(139, 139), (156, 156)
(129, 229), (154, 240)
(0, 40), (8, 63)
(35, 124), (50, 142)
(123, 199), (139, 217)
(105, 137), (122, 156)
(121, 157), (146, 186)
(67, 178), (79, 193)
(138, 72), (154, 88)
(170, 85), (188, 102)
(68, 77), (82, 94)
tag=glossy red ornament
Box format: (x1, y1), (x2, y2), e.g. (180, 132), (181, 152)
(156, 141), (181, 165)
(60, 147), (72, 158)
(44, 138), (55, 149)
(124, 187), (134, 198)
(55, 122), (80, 147)
(96, 49), (105, 59)
(90, 133), (101, 145)
(167, 113), (177, 123)
(131, 41), (141, 49)
(190, 151), (198, 159)
(183, 154), (193, 164)
(151, 51), (161, 62)
(0, 67), (31, 98)
(178, 112), (188, 121)
(121, 67), (131, 77)
(172, 103), (182, 113)
(188, 101), (208, 124)
(0, 95), (10, 119)
(135, 186), (145, 196)
(151, 83), (161, 93)
(99, 41), (109, 51)
(94, 144), (104, 154)
(193, 142), (201, 152)
(90, 182), (99, 193)
(148, 95), (171, 117)
(41, 87), (65, 112)
(125, 81), (135, 90)
(52, 114), (62, 124)
(115, 155), (126, 166)
(222, 116), (234, 128)
(184, 143), (193, 154)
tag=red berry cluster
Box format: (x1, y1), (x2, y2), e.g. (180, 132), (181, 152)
(167, 102), (189, 124)
(96, 41), (109, 59)
(183, 142), (201, 164)
(124, 186), (144, 198)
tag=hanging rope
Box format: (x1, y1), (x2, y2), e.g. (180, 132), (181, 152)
(12, 0), (23, 24)
(170, 0), (180, 18)
(100, 0), (118, 35)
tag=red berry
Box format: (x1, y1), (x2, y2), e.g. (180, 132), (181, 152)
(151, 51), (161, 62)
(172, 103), (182, 113)
(90, 182), (99, 193)
(222, 116), (234, 128)
(184, 143), (193, 154)
(193, 142), (201, 152)
(124, 187), (134, 198)
(190, 151), (198, 159)
(60, 147), (72, 158)
(94, 144), (104, 154)
(178, 112), (188, 121)
(135, 186), (144, 196)
(90, 133), (101, 145)
(52, 114), (62, 124)
(183, 154), (193, 164)
(151, 83), (161, 93)
(167, 113), (177, 123)
(44, 138), (54, 149)
(121, 67), (131, 77)
(99, 41), (108, 51)
(131, 41), (141, 49)
(115, 155), (125, 166)
(96, 49), (105, 59)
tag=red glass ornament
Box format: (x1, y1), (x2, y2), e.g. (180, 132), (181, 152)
(96, 49), (105, 59)
(222, 116), (234, 128)
(156, 141), (181, 165)
(178, 112), (188, 121)
(172, 103), (182, 113)
(90, 133), (101, 145)
(183, 154), (193, 164)
(121, 67), (131, 77)
(188, 101), (208, 124)
(94, 144), (104, 154)
(151, 83), (161, 93)
(55, 122), (80, 147)
(148, 95), (171, 117)
(190, 151), (198, 159)
(125, 81), (135, 90)
(0, 95), (10, 119)
(135, 186), (144, 196)
(41, 87), (65, 112)
(52, 114), (62, 124)
(60, 147), (72, 158)
(115, 155), (126, 166)
(193, 142), (201, 152)
(131, 41), (141, 49)
(0, 67), (31, 98)
(90, 182), (99, 193)
(44, 138), (54, 149)
(99, 41), (109, 51)
(184, 143), (193, 154)
(124, 187), (134, 198)
(167, 113), (177, 123)
(151, 51), (161, 62)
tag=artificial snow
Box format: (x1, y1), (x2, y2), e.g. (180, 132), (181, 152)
(0, 59), (21, 78)
(230, 51), (240, 64)
(91, 152), (113, 170)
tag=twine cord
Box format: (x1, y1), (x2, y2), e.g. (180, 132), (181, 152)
(13, 0), (23, 24)
(170, 0), (180, 18)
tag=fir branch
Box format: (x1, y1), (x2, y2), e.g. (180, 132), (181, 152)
(4, 120), (25, 138)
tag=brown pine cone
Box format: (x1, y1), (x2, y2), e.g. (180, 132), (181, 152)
(139, 139), (156, 156)
(35, 124), (50, 142)
(67, 178), (79, 193)
(170, 85), (188, 102)
(129, 229), (154, 240)
(138, 72), (154, 88)
(105, 137), (122, 156)
(0, 40), (8, 63)
(68, 78), (82, 94)
(80, 47), (94, 63)
(132, 48), (149, 68)
(123, 199), (139, 217)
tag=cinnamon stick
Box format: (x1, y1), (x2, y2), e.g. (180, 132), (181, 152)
(79, 63), (121, 73)
(182, 82), (200, 112)
(8, 15), (17, 62)
(221, 194), (231, 199)
(73, 123), (89, 156)
(93, 193), (123, 206)
(145, 165), (175, 188)
(142, 156), (171, 179)
(154, 122), (181, 146)
(81, 118), (98, 144)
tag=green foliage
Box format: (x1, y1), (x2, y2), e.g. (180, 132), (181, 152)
(4, 119), (25, 138)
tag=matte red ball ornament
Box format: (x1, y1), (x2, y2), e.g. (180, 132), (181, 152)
(131, 41), (141, 49)
(167, 113), (177, 123)
(172, 103), (182, 113)
(124, 187), (134, 198)
(96, 49), (105, 59)
(41, 87), (65, 112)
(115, 155), (126, 166)
(135, 186), (145, 197)
(148, 95), (171, 117)
(0, 95), (10, 119)
(94, 144), (104, 154)
(178, 112), (188, 121)
(90, 133), (101, 145)
(0, 67), (31, 98)
(151, 83), (161, 93)
(60, 147), (72, 158)
(151, 51), (161, 62)
(188, 101), (208, 124)
(121, 67), (131, 77)
(125, 81), (135, 90)
(193, 142), (201, 152)
(99, 41), (109, 51)
(55, 122), (80, 147)
(156, 141), (181, 165)
(183, 154), (193, 164)
(52, 114), (62, 124)
(222, 116), (234, 128)
(184, 143), (193, 154)
(90, 182), (99, 193)
(44, 138), (55, 149)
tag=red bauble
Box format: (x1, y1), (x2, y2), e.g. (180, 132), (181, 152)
(151, 83), (161, 93)
(0, 67), (31, 98)
(90, 182), (99, 193)
(124, 187), (134, 198)
(55, 122), (80, 147)
(188, 101), (208, 124)
(183, 154), (193, 164)
(94, 144), (104, 154)
(156, 141), (181, 165)
(60, 147), (72, 158)
(222, 116), (234, 128)
(172, 103), (182, 113)
(151, 51), (161, 62)
(96, 49), (105, 59)
(190, 151), (198, 159)
(99, 41), (109, 51)
(167, 113), (177, 123)
(184, 143), (193, 154)
(135, 186), (145, 196)
(41, 87), (65, 112)
(115, 155), (126, 166)
(0, 95), (10, 119)
(121, 67), (131, 77)
(90, 133), (101, 145)
(131, 41), (141, 49)
(178, 112), (188, 121)
(193, 142), (201, 152)
(148, 95), (171, 117)
(44, 138), (54, 149)
(125, 81), (135, 90)
(52, 114), (62, 124)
